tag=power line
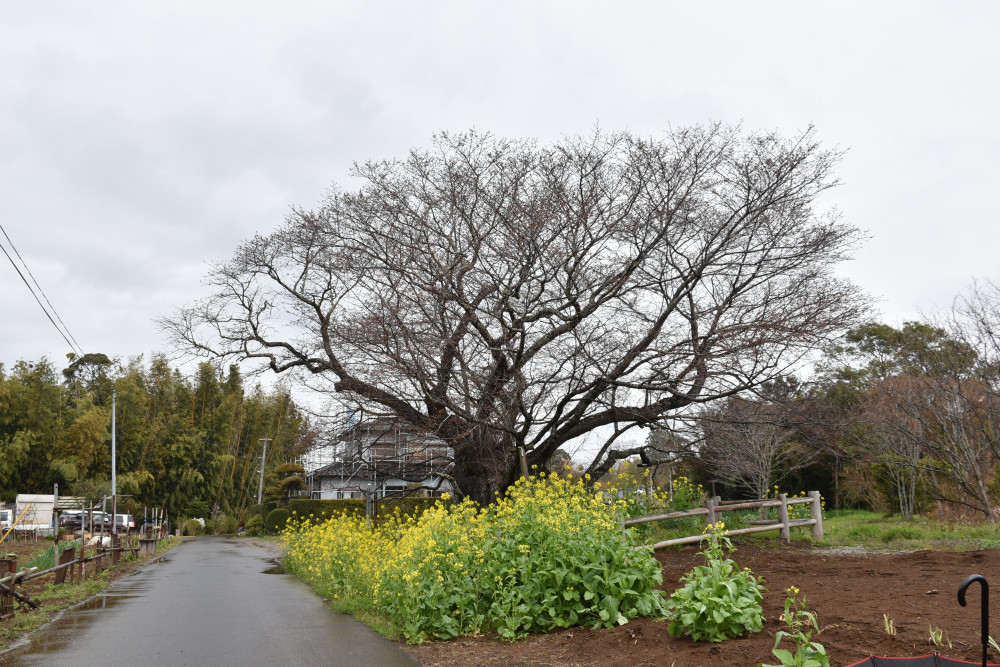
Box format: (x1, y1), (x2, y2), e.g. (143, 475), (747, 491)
(0, 223), (84, 357)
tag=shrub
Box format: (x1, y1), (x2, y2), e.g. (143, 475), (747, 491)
(244, 515), (264, 536)
(666, 522), (765, 642)
(203, 513), (238, 535)
(287, 499), (365, 523)
(249, 502), (278, 520)
(283, 474), (667, 643)
(220, 514), (239, 534)
(265, 508), (292, 533)
(182, 518), (204, 536)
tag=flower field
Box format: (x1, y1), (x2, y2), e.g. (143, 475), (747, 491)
(282, 473), (668, 643)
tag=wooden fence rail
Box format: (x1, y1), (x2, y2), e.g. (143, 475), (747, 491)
(625, 491), (823, 551)
(0, 532), (161, 621)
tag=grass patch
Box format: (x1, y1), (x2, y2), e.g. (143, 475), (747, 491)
(34, 576), (109, 604)
(629, 503), (819, 548)
(22, 540), (82, 571)
(822, 510), (1000, 551)
(326, 593), (402, 640)
(0, 578), (110, 649)
(629, 507), (1000, 553)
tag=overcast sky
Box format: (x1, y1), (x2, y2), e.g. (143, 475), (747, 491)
(3, 2), (998, 381)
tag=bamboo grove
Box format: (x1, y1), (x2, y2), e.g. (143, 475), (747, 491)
(0, 353), (310, 521)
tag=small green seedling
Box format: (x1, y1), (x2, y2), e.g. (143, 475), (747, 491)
(928, 625), (951, 648)
(760, 587), (830, 667)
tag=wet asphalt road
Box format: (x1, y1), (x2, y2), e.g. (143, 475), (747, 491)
(0, 537), (416, 667)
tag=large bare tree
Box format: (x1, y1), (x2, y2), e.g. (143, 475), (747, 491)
(163, 125), (868, 504)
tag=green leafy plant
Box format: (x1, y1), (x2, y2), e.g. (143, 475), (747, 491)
(761, 587), (829, 667)
(666, 522), (766, 642)
(480, 487), (667, 640)
(185, 500), (210, 518)
(928, 625), (951, 649)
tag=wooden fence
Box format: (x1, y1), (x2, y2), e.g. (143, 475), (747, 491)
(625, 491), (823, 551)
(0, 529), (166, 621)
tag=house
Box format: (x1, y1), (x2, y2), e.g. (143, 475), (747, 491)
(309, 418), (453, 499)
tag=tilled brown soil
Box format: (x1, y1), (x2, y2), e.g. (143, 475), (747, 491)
(402, 542), (1000, 667)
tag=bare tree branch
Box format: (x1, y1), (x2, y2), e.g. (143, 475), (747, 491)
(162, 125), (869, 504)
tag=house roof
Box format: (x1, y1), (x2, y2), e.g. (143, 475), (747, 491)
(312, 458), (450, 484)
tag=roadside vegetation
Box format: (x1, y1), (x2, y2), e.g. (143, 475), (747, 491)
(279, 458), (1000, 653)
(283, 473), (667, 643)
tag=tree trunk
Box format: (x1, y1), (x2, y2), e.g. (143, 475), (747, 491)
(833, 455), (841, 511)
(450, 438), (518, 506)
(976, 477), (996, 523)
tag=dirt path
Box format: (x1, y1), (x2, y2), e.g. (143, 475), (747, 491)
(402, 542), (1000, 666)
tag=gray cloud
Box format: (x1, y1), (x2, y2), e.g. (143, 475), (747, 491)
(2, 0), (999, 372)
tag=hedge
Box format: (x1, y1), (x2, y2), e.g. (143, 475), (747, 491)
(288, 497), (447, 524)
(264, 508), (292, 533)
(249, 501), (278, 520)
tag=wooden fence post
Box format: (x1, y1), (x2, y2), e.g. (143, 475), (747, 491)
(705, 496), (717, 527)
(808, 491), (824, 541)
(778, 494), (790, 543)
(0, 556), (15, 618)
(54, 547), (75, 585)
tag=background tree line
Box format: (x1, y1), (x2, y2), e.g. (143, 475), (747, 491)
(647, 281), (1000, 522)
(0, 353), (311, 523)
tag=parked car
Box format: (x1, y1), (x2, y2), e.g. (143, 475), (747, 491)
(91, 512), (111, 533)
(114, 514), (135, 533)
(59, 510), (112, 532)
(59, 510), (84, 530)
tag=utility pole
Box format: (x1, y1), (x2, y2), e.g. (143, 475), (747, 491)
(257, 438), (272, 505)
(111, 389), (117, 535)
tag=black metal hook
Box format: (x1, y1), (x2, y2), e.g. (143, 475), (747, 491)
(958, 574), (989, 667)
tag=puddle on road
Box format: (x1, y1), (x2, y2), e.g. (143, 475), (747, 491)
(77, 594), (138, 611)
(262, 559), (285, 575)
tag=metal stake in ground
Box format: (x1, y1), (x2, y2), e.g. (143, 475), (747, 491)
(959, 574), (990, 667)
